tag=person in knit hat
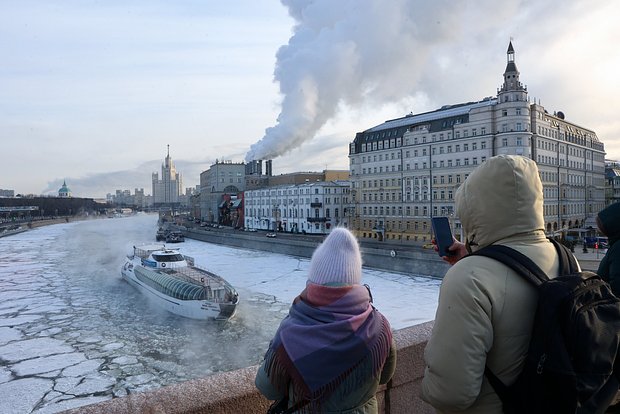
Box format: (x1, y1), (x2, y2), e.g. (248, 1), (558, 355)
(306, 227), (363, 286)
(255, 227), (396, 413)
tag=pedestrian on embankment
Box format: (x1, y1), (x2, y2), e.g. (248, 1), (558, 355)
(597, 202), (620, 296)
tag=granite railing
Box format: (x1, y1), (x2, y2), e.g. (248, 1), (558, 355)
(65, 322), (436, 414)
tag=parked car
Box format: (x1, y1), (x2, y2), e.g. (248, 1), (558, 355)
(266, 233), (277, 238)
(248, 228), (257, 232)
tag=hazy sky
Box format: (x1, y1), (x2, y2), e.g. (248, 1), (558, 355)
(2, 0), (619, 198)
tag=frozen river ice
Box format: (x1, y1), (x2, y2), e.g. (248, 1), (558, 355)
(0, 214), (440, 413)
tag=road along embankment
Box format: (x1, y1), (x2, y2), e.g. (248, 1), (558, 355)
(184, 228), (604, 279)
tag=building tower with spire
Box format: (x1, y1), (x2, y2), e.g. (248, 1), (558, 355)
(498, 40), (528, 103)
(58, 180), (72, 198)
(152, 145), (183, 206)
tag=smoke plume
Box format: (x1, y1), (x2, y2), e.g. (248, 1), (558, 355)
(245, 0), (581, 163)
(245, 0), (470, 161)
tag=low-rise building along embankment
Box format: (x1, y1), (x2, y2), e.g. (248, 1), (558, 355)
(64, 322), (437, 414)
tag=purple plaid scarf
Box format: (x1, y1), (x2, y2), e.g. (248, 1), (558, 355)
(263, 283), (392, 409)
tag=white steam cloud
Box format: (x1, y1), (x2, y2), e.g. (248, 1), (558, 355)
(245, 0), (580, 162)
(245, 0), (471, 161)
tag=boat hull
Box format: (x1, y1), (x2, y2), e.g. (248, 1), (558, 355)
(121, 265), (237, 321)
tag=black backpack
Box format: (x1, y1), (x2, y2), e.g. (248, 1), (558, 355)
(472, 239), (620, 413)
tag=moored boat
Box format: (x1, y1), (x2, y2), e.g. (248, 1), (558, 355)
(121, 244), (238, 320)
(155, 227), (167, 241)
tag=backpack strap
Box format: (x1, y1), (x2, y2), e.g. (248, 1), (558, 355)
(471, 239), (578, 406)
(484, 365), (512, 405)
(547, 238), (579, 275)
(470, 239), (576, 287)
(470, 244), (549, 287)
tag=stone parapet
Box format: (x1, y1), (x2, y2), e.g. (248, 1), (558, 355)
(64, 322), (436, 414)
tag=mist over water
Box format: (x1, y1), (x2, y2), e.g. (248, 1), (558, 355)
(51, 215), (286, 374)
(0, 214), (439, 412)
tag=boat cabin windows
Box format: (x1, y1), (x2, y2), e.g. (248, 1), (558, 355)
(152, 253), (185, 262)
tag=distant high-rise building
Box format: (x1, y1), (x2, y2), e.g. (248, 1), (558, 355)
(152, 145), (183, 205)
(107, 188), (147, 208)
(0, 189), (15, 198)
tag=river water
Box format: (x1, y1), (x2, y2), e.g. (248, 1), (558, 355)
(0, 214), (440, 413)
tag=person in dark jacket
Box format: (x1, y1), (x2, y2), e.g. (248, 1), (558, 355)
(597, 203), (620, 296)
(255, 227), (396, 413)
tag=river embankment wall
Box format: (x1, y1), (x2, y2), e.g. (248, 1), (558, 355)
(183, 228), (451, 278)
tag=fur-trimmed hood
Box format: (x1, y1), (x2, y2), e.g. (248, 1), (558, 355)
(455, 155), (545, 250)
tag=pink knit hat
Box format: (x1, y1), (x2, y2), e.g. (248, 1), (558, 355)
(307, 228), (362, 286)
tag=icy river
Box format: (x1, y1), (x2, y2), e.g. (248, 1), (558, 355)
(0, 214), (440, 413)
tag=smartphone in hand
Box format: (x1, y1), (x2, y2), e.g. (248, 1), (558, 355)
(431, 217), (455, 257)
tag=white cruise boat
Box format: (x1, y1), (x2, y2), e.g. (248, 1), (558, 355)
(121, 244), (238, 320)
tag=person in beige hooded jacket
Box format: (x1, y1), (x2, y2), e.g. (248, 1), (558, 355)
(421, 155), (576, 413)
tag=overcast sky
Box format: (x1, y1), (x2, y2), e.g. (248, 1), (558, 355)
(2, 0), (619, 198)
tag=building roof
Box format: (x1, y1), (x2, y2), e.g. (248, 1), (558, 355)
(364, 98), (496, 135)
(58, 180), (71, 193)
(606, 168), (620, 179)
(507, 41), (514, 54)
(350, 98), (497, 154)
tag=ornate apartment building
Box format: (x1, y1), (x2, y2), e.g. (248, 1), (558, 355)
(349, 42), (606, 242)
(605, 161), (620, 206)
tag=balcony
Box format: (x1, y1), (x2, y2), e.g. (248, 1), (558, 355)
(310, 202), (322, 208)
(307, 217), (328, 223)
